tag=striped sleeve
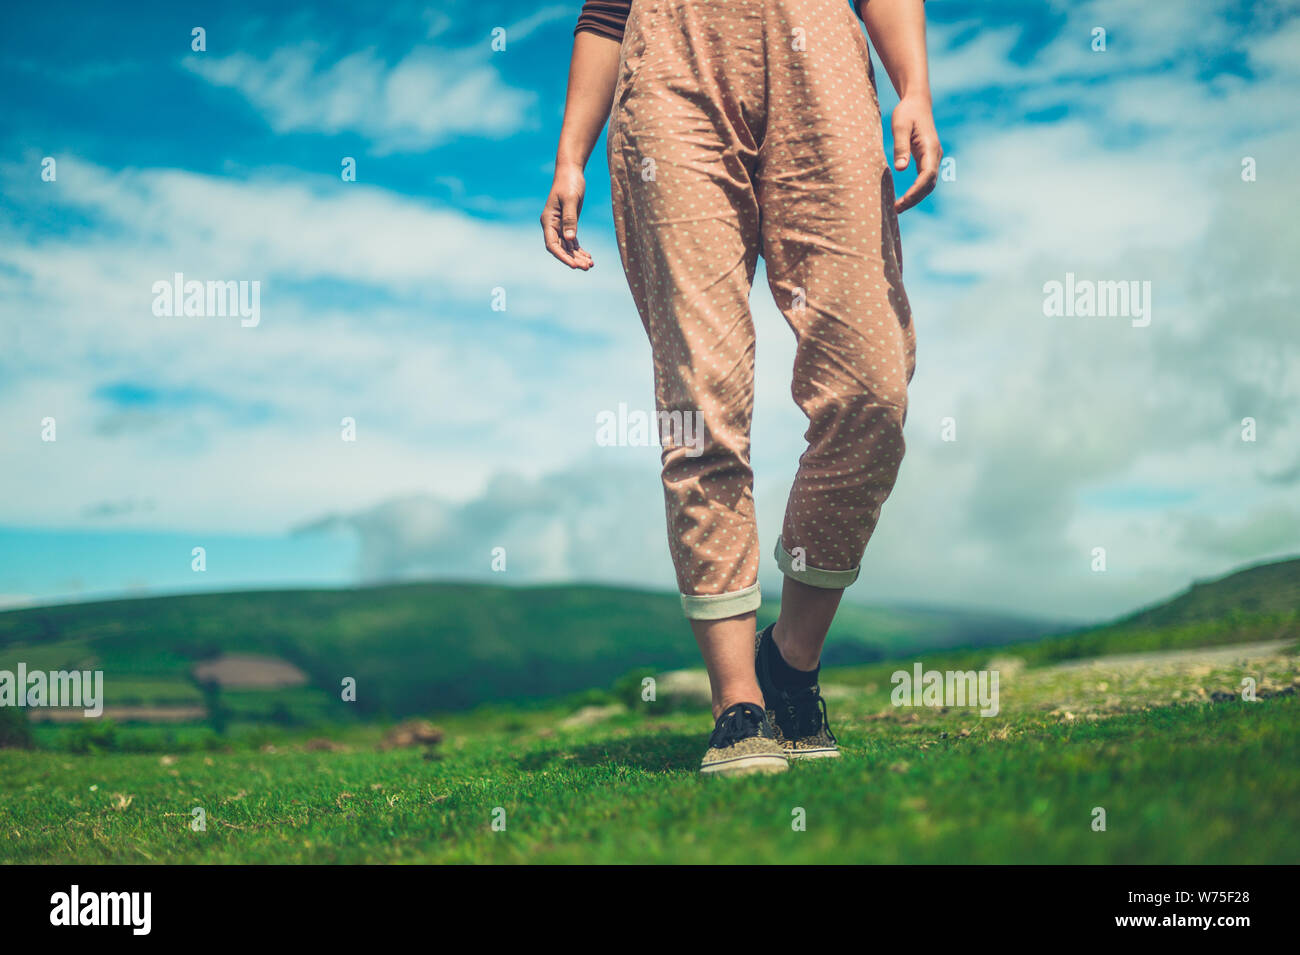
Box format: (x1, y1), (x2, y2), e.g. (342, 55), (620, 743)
(574, 1), (632, 42)
(575, 1), (919, 46)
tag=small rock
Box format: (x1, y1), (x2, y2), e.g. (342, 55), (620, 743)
(656, 669), (713, 706)
(305, 738), (344, 752)
(560, 703), (626, 729)
(379, 720), (445, 750)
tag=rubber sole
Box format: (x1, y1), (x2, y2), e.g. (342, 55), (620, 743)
(699, 753), (789, 776)
(786, 747), (841, 760)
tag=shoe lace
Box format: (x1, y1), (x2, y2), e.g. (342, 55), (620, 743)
(782, 685), (837, 744)
(712, 702), (767, 748)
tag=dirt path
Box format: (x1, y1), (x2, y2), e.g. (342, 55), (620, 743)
(1050, 639), (1296, 674)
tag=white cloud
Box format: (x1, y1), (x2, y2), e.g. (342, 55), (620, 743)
(184, 42), (536, 152)
(176, 4), (580, 152)
(0, 158), (645, 532)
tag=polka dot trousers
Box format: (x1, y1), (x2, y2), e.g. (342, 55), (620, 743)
(607, 0), (917, 620)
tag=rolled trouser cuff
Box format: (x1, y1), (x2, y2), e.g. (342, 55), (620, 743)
(680, 581), (762, 620)
(774, 535), (861, 589)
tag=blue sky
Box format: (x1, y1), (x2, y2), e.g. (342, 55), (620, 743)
(1, 0), (1297, 618)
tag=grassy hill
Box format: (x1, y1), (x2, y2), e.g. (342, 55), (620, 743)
(0, 556), (1296, 863)
(1010, 556), (1300, 667)
(2, 618), (1296, 863)
(1121, 556), (1300, 627)
(820, 557), (1299, 695)
(0, 555), (1293, 726)
(0, 582), (1056, 721)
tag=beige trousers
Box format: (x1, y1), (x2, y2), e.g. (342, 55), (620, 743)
(608, 0), (917, 619)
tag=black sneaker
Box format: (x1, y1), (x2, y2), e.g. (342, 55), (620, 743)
(699, 702), (789, 776)
(755, 623), (840, 759)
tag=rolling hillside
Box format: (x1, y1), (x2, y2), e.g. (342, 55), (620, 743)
(1120, 557), (1300, 627)
(1015, 556), (1300, 667)
(0, 582), (1055, 720)
(1, 556), (1297, 864)
(0, 555), (1293, 722)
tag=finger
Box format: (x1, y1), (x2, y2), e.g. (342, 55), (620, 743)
(560, 194), (594, 268)
(894, 169), (934, 213)
(559, 193), (582, 248)
(917, 136), (942, 181)
(542, 213), (581, 267)
(891, 114), (912, 171)
(542, 209), (595, 270)
(895, 139), (941, 213)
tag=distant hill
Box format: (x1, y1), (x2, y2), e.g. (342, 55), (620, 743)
(1, 555), (1293, 720)
(0, 581), (1055, 719)
(1009, 556), (1300, 666)
(1119, 557), (1300, 628)
(816, 602), (1064, 664)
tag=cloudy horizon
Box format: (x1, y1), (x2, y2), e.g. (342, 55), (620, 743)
(2, 0), (1296, 622)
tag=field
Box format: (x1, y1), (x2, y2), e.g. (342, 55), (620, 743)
(0, 557), (1297, 864)
(1, 638), (1296, 863)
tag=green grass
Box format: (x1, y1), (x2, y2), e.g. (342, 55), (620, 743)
(3, 646), (1296, 864)
(1, 557), (1296, 863)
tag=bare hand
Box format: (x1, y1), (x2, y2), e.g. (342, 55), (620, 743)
(541, 163), (594, 270)
(891, 95), (942, 213)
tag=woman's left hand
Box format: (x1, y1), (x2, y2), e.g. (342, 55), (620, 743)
(891, 94), (942, 213)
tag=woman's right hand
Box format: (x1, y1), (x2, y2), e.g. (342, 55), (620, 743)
(541, 162), (594, 270)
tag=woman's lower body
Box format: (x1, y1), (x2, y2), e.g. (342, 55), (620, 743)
(607, 0), (916, 772)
